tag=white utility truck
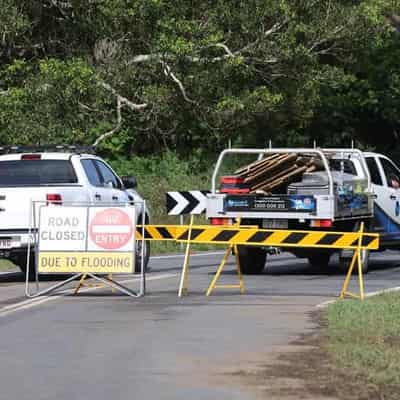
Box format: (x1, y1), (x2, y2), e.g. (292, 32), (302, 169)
(206, 148), (400, 274)
(0, 145), (150, 275)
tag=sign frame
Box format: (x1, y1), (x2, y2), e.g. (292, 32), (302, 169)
(38, 206), (136, 274)
(25, 201), (147, 298)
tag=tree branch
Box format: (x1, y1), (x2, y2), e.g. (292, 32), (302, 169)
(99, 81), (147, 111)
(162, 63), (196, 104)
(93, 97), (122, 147)
(93, 81), (147, 146)
(127, 22), (284, 66)
(212, 43), (234, 57)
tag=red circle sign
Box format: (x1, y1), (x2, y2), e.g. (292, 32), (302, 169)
(89, 208), (133, 250)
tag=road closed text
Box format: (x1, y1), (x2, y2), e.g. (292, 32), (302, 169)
(38, 252), (134, 274)
(40, 217), (85, 240)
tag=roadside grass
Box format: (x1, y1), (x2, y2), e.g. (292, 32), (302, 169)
(325, 292), (400, 392)
(0, 258), (17, 272)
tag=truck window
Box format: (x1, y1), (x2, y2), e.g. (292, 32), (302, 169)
(94, 160), (121, 189)
(380, 157), (400, 188)
(329, 159), (357, 175)
(81, 159), (102, 187)
(0, 160), (77, 186)
(366, 157), (383, 186)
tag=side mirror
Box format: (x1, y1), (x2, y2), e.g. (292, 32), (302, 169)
(122, 176), (137, 189)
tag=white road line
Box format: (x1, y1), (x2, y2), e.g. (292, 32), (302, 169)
(0, 273), (177, 318)
(151, 251), (225, 260)
(316, 286), (400, 308)
(0, 251), (226, 315)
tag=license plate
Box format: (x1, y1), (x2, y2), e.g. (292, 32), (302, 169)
(0, 237), (12, 249)
(262, 219), (288, 229)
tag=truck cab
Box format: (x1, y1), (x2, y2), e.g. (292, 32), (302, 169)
(364, 153), (400, 247)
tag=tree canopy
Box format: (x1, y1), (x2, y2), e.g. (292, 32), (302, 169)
(0, 0), (399, 159)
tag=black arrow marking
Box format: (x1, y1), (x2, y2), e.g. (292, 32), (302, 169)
(166, 193), (178, 213)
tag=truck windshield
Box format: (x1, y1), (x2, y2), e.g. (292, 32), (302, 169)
(329, 159), (357, 175)
(0, 160), (77, 186)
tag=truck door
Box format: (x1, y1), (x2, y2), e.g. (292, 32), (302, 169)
(92, 160), (130, 204)
(367, 156), (400, 242)
(80, 159), (112, 203)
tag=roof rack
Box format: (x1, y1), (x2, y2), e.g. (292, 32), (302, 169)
(0, 145), (96, 155)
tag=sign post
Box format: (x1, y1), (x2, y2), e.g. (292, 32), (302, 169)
(25, 202), (144, 298)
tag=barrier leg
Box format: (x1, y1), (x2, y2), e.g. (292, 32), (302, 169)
(206, 245), (245, 296)
(206, 245), (233, 296)
(357, 249), (365, 301)
(339, 250), (358, 299)
(206, 226), (245, 296)
(108, 273), (116, 293)
(74, 273), (87, 294)
(234, 244), (245, 294)
(178, 215), (194, 297)
(75, 273), (113, 294)
(340, 222), (365, 300)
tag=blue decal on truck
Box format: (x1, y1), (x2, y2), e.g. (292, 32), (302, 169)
(373, 204), (400, 242)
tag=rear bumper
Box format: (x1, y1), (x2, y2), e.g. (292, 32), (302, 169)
(0, 230), (35, 257)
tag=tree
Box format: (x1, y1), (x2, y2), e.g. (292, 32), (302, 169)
(0, 1), (399, 159)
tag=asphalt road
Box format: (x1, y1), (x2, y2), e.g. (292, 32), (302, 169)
(0, 250), (400, 400)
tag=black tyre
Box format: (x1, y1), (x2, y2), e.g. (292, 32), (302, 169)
(12, 253), (36, 280)
(307, 252), (331, 268)
(237, 246), (266, 275)
(135, 240), (150, 273)
(338, 220), (370, 274)
(339, 249), (369, 274)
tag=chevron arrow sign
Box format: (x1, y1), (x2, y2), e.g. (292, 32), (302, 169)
(166, 191), (210, 215)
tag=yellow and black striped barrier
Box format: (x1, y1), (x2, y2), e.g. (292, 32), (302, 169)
(136, 222), (379, 299)
(136, 225), (179, 241)
(136, 225), (379, 250)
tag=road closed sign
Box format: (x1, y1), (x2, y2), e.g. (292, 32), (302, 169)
(38, 206), (136, 274)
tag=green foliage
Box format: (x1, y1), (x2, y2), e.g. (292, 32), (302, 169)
(108, 151), (212, 224)
(0, 0), (399, 158)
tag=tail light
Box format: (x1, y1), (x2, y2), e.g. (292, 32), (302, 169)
(220, 175), (250, 194)
(310, 219), (332, 228)
(210, 217), (232, 226)
(21, 154), (41, 160)
(46, 194), (62, 205)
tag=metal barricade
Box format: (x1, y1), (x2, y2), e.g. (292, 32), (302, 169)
(25, 201), (147, 298)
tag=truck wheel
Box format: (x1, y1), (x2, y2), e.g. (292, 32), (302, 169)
(12, 254), (36, 280)
(307, 252), (331, 268)
(237, 246), (266, 275)
(339, 249), (369, 274)
(135, 240), (150, 273)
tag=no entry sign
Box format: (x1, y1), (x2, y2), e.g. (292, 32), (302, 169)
(89, 208), (134, 250)
(38, 206), (136, 274)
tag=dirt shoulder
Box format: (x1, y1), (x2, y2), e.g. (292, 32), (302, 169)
(231, 311), (394, 400)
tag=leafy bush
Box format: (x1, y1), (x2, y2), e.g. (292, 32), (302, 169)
(108, 151), (213, 224)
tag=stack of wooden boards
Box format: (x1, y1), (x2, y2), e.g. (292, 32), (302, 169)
(232, 153), (321, 193)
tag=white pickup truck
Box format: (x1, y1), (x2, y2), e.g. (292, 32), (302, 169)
(0, 146), (150, 275)
(206, 148), (400, 274)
